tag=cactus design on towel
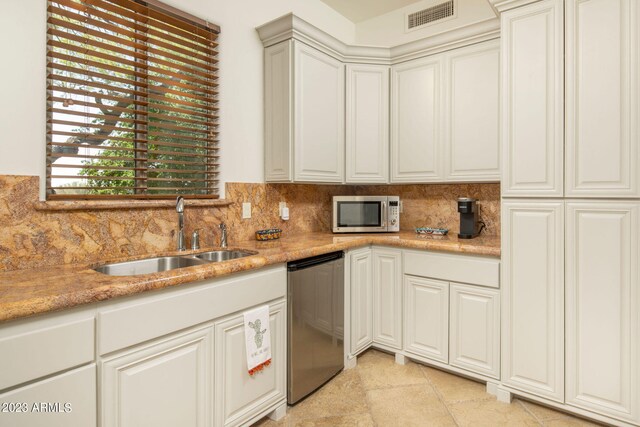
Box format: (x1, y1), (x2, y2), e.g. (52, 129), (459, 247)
(248, 319), (267, 348)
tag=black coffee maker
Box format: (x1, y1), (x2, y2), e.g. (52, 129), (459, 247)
(457, 197), (480, 239)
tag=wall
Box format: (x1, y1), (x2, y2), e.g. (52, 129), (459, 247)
(0, 175), (499, 272)
(355, 0), (496, 46)
(0, 0), (355, 198)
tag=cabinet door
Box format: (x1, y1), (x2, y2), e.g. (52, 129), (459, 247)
(566, 202), (639, 422)
(101, 325), (213, 427)
(501, 201), (564, 402)
(372, 248), (402, 349)
(0, 365), (96, 427)
(404, 275), (448, 363)
(349, 248), (373, 355)
(565, 0), (639, 197)
(450, 283), (500, 379)
(346, 64), (389, 184)
(501, 0), (564, 196)
(264, 40), (292, 182)
(294, 41), (344, 183)
(214, 301), (286, 427)
(391, 55), (443, 183)
(444, 40), (500, 182)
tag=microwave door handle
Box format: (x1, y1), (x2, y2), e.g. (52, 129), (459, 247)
(382, 201), (386, 228)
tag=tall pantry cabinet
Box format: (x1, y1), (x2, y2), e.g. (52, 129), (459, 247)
(500, 0), (639, 425)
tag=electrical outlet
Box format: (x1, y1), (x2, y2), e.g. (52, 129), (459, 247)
(279, 201), (287, 216)
(399, 200), (403, 213)
(242, 202), (251, 219)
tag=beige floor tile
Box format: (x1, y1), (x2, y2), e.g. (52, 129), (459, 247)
(448, 399), (541, 427)
(422, 365), (493, 403)
(290, 413), (375, 426)
(252, 416), (285, 427)
(518, 399), (573, 422)
(367, 384), (456, 427)
(287, 369), (369, 420)
(356, 349), (430, 390)
(543, 417), (605, 426)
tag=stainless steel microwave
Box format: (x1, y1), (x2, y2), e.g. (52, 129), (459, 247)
(332, 196), (400, 233)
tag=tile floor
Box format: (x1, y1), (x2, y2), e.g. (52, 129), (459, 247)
(253, 349), (605, 427)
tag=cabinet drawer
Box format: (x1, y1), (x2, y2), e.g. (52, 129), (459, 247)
(404, 250), (500, 288)
(0, 364), (97, 427)
(0, 310), (94, 390)
(98, 265), (286, 355)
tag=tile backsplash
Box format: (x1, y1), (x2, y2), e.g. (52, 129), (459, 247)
(0, 175), (499, 272)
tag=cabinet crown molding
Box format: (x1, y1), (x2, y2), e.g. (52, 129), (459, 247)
(256, 13), (500, 65)
(492, 0), (543, 13)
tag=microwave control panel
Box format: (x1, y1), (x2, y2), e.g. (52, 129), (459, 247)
(387, 197), (400, 232)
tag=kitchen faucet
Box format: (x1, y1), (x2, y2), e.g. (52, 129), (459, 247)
(176, 196), (186, 251)
(220, 223), (228, 248)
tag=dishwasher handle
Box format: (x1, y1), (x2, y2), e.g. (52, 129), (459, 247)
(287, 251), (344, 272)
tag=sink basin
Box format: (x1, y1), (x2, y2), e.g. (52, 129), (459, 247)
(191, 250), (255, 262)
(94, 256), (207, 276)
(93, 250), (255, 276)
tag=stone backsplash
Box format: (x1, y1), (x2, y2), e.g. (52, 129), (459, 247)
(0, 175), (499, 272)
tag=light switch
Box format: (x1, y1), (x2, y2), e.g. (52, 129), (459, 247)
(242, 202), (251, 219)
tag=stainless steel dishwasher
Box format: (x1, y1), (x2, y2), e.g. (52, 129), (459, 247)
(287, 251), (344, 404)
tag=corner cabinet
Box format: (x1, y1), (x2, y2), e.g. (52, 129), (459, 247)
(391, 39), (500, 183)
(348, 247), (373, 355)
(264, 40), (345, 183)
(345, 64), (389, 183)
(372, 247), (402, 349)
(391, 55), (444, 182)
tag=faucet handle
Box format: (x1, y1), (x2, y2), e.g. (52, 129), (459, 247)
(191, 229), (200, 250)
(219, 223), (228, 248)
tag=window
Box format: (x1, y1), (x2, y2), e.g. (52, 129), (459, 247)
(46, 0), (220, 199)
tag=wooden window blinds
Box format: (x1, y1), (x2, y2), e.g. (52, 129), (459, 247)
(46, 0), (220, 199)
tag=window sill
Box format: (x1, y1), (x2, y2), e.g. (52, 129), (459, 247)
(33, 199), (233, 211)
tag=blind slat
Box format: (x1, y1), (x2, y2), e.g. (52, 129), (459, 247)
(47, 0), (219, 199)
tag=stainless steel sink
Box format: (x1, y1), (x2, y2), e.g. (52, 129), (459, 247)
(191, 250), (255, 262)
(93, 250), (254, 276)
(94, 256), (207, 276)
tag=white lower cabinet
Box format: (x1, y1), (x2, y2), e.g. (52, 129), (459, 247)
(566, 202), (639, 423)
(501, 201), (564, 402)
(0, 365), (96, 427)
(372, 248), (402, 349)
(214, 300), (286, 427)
(349, 248), (373, 355)
(404, 275), (449, 363)
(101, 325), (213, 427)
(449, 283), (500, 379)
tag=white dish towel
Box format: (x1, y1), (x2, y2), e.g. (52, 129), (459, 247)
(243, 305), (272, 376)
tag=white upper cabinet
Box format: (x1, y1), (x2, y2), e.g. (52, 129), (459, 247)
(264, 41), (292, 182)
(391, 55), (444, 183)
(566, 201), (639, 423)
(501, 0), (564, 197)
(565, 0), (639, 197)
(264, 40), (345, 183)
(346, 64), (389, 184)
(444, 40), (501, 182)
(294, 42), (345, 183)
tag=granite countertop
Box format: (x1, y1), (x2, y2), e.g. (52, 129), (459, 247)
(0, 232), (500, 323)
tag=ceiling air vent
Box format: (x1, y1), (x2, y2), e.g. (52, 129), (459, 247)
(407, 0), (455, 30)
